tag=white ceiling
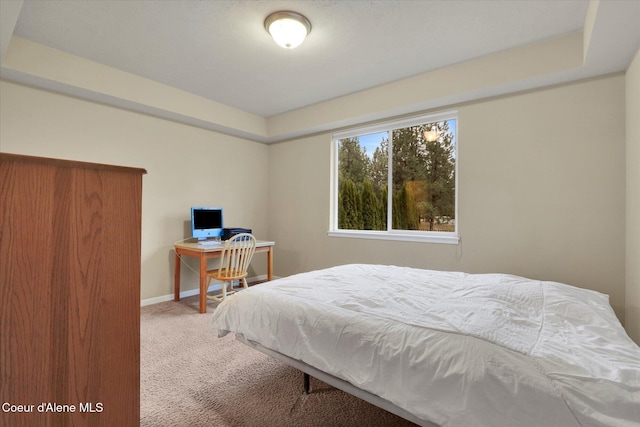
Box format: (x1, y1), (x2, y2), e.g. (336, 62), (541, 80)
(1, 0), (639, 141)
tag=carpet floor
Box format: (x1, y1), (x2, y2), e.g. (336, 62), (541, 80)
(141, 295), (417, 426)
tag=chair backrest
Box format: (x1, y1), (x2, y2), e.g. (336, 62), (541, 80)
(218, 233), (256, 278)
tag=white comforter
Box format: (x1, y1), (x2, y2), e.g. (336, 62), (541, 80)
(210, 264), (640, 427)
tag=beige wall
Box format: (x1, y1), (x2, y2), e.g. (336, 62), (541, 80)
(0, 80), (269, 301)
(0, 71), (631, 330)
(268, 75), (627, 322)
(626, 48), (640, 344)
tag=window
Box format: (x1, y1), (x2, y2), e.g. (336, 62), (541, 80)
(330, 111), (458, 244)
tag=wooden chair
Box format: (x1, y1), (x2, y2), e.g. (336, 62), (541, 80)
(205, 233), (256, 303)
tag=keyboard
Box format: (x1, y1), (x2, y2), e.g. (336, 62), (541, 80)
(197, 241), (222, 247)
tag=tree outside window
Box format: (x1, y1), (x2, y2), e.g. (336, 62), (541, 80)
(335, 113), (456, 238)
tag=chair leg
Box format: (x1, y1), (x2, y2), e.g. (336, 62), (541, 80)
(221, 281), (227, 300)
(242, 278), (248, 289)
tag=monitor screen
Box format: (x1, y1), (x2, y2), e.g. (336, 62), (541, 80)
(191, 207), (223, 240)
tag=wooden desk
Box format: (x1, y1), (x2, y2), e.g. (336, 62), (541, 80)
(174, 240), (275, 313)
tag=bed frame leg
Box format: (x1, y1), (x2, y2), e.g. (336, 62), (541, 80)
(303, 372), (310, 395)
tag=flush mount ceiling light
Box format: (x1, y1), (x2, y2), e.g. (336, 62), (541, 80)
(264, 11), (311, 49)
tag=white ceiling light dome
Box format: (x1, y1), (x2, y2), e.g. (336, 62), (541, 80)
(264, 11), (311, 49)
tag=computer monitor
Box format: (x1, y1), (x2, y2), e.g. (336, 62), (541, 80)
(191, 207), (223, 240)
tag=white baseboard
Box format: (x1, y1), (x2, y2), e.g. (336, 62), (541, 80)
(140, 274), (271, 307)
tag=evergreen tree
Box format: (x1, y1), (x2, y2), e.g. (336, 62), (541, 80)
(405, 184), (420, 230)
(392, 127), (426, 192)
(361, 180), (383, 230)
(391, 183), (420, 230)
(370, 138), (388, 195)
(338, 137), (369, 187)
(421, 121), (456, 226)
(338, 178), (362, 229)
(392, 185), (407, 229)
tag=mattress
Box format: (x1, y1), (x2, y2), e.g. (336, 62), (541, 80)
(210, 264), (640, 427)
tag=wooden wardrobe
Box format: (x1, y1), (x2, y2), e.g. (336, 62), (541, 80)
(0, 153), (146, 427)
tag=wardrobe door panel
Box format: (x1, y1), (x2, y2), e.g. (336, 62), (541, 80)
(1, 159), (58, 426)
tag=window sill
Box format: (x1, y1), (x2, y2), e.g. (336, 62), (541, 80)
(327, 230), (460, 245)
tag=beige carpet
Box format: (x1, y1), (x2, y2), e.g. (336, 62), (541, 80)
(141, 295), (417, 426)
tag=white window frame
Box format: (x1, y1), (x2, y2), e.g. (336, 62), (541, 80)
(328, 110), (459, 245)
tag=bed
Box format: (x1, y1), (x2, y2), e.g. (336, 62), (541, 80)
(210, 263), (640, 427)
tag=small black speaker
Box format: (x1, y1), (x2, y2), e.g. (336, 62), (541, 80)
(222, 228), (252, 240)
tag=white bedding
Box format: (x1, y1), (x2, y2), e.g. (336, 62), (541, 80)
(210, 264), (640, 427)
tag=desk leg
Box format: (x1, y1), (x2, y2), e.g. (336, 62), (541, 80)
(199, 253), (208, 314)
(267, 247), (273, 281)
(174, 251), (181, 301)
